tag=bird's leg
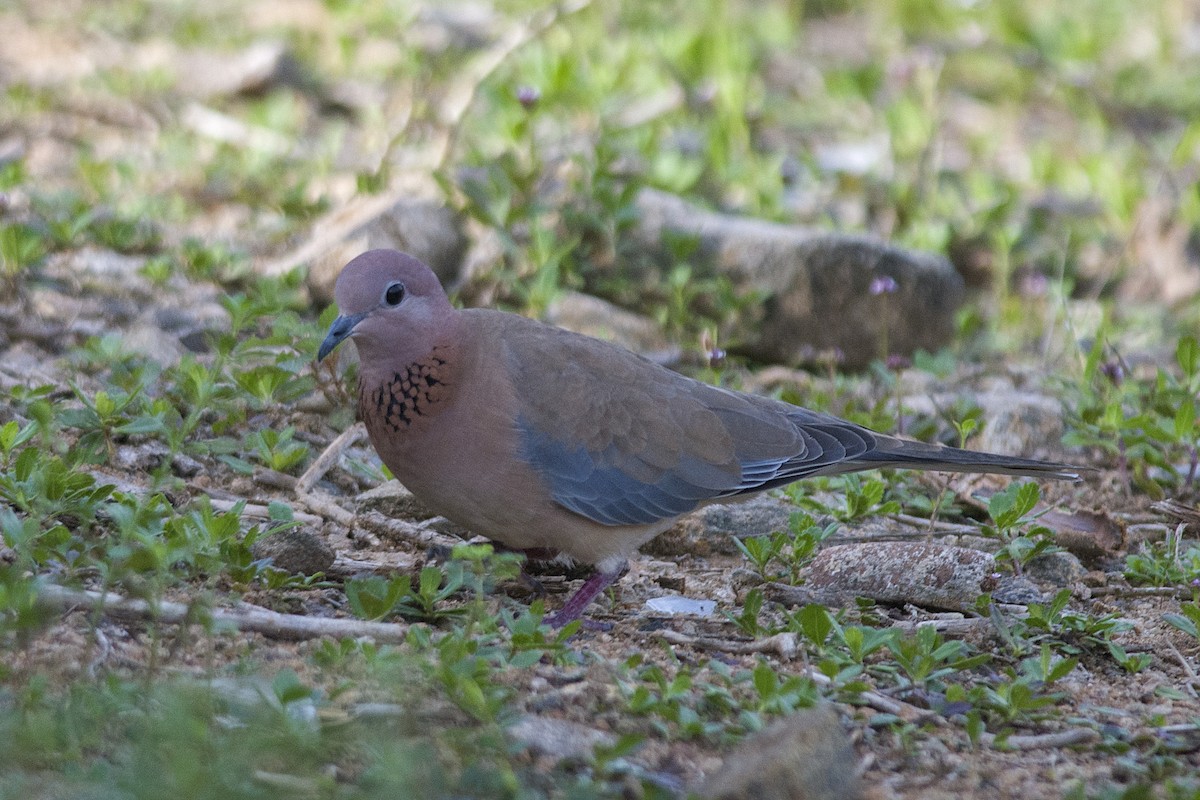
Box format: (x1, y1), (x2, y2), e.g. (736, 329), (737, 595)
(544, 563), (626, 628)
(485, 543), (562, 596)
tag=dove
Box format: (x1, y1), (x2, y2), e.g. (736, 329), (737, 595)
(318, 249), (1081, 626)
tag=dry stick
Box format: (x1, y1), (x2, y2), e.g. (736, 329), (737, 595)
(356, 510), (462, 550)
(1164, 640), (1200, 698)
(656, 628), (799, 660)
(888, 513), (982, 535)
(1088, 586), (1192, 599)
(206, 497), (324, 526)
(295, 422), (366, 495)
(257, 0), (597, 279)
(37, 585), (409, 644)
(980, 727), (1099, 750)
(297, 491), (356, 527)
(432, 0), (596, 170)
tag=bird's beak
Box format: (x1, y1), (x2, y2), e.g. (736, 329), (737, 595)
(318, 312), (367, 361)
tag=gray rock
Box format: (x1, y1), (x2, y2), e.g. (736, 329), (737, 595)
(805, 542), (996, 612)
(630, 189), (963, 369)
(993, 575), (1046, 605)
(355, 480), (436, 521)
(649, 495), (798, 557)
(304, 199), (468, 303)
(508, 714), (614, 762)
(695, 704), (861, 800)
(1024, 550), (1087, 588)
(251, 528), (336, 575)
(898, 386), (1069, 462)
(545, 290), (676, 359)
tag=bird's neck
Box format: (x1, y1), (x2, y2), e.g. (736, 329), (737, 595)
(356, 332), (460, 438)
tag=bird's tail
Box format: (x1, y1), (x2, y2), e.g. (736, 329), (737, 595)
(861, 435), (1084, 481)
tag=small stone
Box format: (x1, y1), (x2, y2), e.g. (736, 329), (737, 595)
(1025, 550), (1087, 588)
(508, 715), (614, 762)
(355, 480), (436, 520)
(652, 495), (797, 557)
(250, 528), (335, 575)
(695, 705), (861, 800)
(644, 595), (715, 616)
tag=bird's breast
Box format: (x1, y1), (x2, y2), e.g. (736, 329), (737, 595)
(358, 347), (454, 436)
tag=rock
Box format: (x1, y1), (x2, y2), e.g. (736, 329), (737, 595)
(695, 705), (860, 800)
(629, 189), (964, 369)
(251, 528), (336, 575)
(545, 291), (676, 358)
(644, 596), (716, 616)
(301, 199), (468, 303)
(900, 388), (1068, 462)
(804, 542), (997, 612)
(121, 323), (185, 366)
(114, 442), (171, 472)
(649, 495), (799, 557)
(508, 715), (614, 762)
(993, 575), (1046, 605)
(174, 41), (303, 99)
(1024, 550), (1087, 588)
(355, 480), (437, 521)
(1038, 508), (1124, 566)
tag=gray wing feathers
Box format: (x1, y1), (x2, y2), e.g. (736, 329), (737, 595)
(502, 316), (1075, 528)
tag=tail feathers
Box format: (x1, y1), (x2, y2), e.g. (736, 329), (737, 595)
(863, 436), (1084, 481)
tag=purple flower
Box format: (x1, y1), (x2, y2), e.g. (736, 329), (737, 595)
(885, 353), (911, 371)
(870, 275), (898, 295)
(516, 85), (541, 110)
(1100, 359), (1124, 386)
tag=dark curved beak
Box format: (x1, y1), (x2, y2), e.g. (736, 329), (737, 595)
(318, 312), (367, 361)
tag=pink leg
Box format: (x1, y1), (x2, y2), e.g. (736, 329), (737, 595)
(544, 564), (626, 628)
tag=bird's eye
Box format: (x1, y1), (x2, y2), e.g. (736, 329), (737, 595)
(383, 281), (406, 306)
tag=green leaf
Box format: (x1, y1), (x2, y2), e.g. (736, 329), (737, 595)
(1177, 335), (1199, 377)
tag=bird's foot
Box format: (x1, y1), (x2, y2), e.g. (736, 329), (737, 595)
(543, 565), (625, 629)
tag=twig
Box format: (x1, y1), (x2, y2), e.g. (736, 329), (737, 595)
(889, 513), (981, 535)
(37, 584), (409, 644)
(891, 617), (998, 636)
(656, 628), (798, 660)
(295, 422), (365, 495)
(804, 669), (935, 724)
(1088, 586), (1191, 599)
(206, 497), (323, 526)
(1164, 640), (1199, 698)
(297, 491), (356, 527)
(981, 727), (1099, 750)
(254, 468), (298, 492)
(357, 510), (462, 550)
(432, 0), (596, 170)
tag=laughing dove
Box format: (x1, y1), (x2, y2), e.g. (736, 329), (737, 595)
(319, 249), (1081, 626)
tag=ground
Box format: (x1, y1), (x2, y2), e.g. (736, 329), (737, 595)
(2, 1), (1200, 798)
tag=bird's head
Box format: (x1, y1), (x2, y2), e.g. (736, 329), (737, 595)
(318, 250), (456, 368)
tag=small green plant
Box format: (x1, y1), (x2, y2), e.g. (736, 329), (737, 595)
(345, 564), (467, 623)
(245, 427), (310, 474)
(884, 625), (990, 691)
(1125, 526), (1200, 587)
(970, 673), (1063, 725)
(1164, 599), (1200, 642)
(1064, 331), (1200, 495)
(796, 475), (901, 523)
(981, 481), (1059, 575)
(733, 512), (838, 584)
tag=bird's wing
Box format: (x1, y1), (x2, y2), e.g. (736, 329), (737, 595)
(502, 319), (874, 525)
